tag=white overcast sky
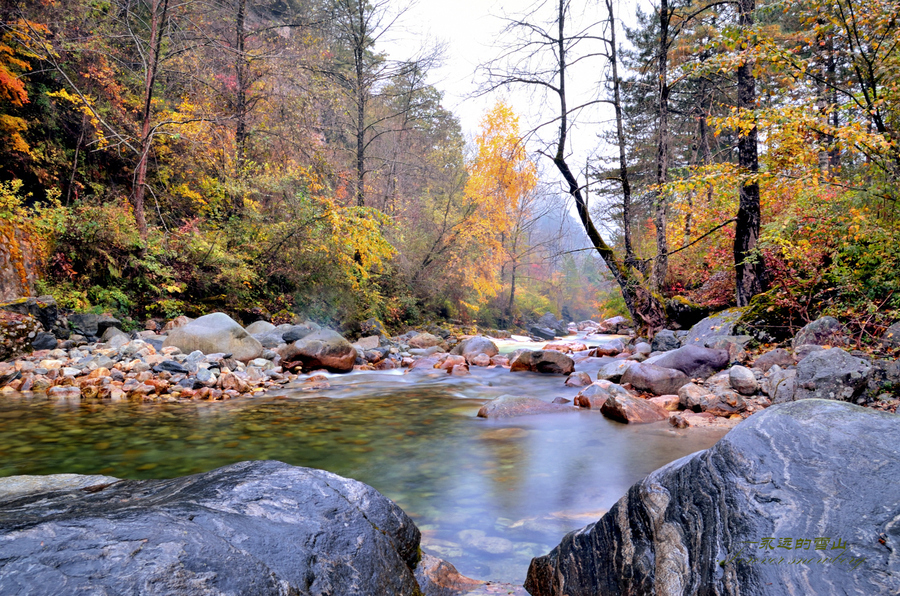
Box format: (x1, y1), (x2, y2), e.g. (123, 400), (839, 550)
(385, 0), (645, 159)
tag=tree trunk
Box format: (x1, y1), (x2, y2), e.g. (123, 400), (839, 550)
(552, 0), (666, 331)
(132, 0), (169, 240)
(233, 0), (248, 213)
(651, 0), (670, 292)
(508, 262), (517, 317)
(734, 0), (768, 306)
(605, 0), (637, 270)
(354, 2), (366, 207)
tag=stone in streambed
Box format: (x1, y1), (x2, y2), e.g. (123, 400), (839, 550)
(509, 350), (574, 375)
(243, 320), (275, 335)
(0, 460), (449, 596)
(753, 348), (794, 372)
(644, 344), (729, 379)
(279, 329), (356, 373)
(596, 359), (636, 383)
(728, 364), (758, 395)
(477, 395), (574, 419)
(451, 335), (498, 358)
(599, 393), (669, 424)
(574, 381), (632, 409)
(650, 329), (681, 352)
(792, 315), (847, 349)
(794, 347), (871, 402)
(525, 400), (900, 596)
(163, 312), (262, 362)
(620, 362), (689, 396)
(565, 371), (591, 387)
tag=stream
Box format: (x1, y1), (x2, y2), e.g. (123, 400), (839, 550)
(0, 337), (729, 584)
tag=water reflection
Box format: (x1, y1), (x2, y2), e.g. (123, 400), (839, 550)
(0, 367), (728, 583)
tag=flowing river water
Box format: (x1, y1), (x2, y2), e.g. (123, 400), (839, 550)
(0, 336), (729, 584)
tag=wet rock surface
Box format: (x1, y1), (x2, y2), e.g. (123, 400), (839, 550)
(477, 395), (575, 419)
(525, 400), (900, 596)
(0, 460), (467, 596)
(509, 350), (574, 375)
(620, 362), (689, 396)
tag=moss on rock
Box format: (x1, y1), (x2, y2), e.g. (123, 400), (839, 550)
(733, 291), (801, 345)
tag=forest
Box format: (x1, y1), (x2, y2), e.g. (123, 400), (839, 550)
(1, 0), (898, 341)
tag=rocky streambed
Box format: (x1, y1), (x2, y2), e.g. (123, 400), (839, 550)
(1, 301), (899, 594)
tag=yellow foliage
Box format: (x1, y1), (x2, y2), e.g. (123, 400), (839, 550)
(458, 100), (538, 302)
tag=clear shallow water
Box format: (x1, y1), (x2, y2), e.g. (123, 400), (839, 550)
(0, 364), (728, 583)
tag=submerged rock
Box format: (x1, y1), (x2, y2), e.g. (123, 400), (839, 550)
(477, 395), (574, 419)
(525, 400), (900, 596)
(0, 460), (459, 596)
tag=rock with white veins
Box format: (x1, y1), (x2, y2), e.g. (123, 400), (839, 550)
(525, 400), (900, 596)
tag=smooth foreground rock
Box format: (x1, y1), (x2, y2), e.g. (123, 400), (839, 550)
(279, 329), (356, 373)
(477, 395), (574, 419)
(163, 312), (263, 362)
(525, 400), (900, 596)
(509, 350), (575, 375)
(0, 460), (456, 596)
(620, 362), (689, 396)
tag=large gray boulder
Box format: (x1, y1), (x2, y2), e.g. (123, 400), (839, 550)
(620, 362), (689, 395)
(684, 307), (745, 346)
(279, 329), (356, 373)
(525, 400), (900, 596)
(792, 315), (846, 349)
(509, 350), (575, 375)
(795, 347), (871, 402)
(645, 344), (729, 379)
(163, 312), (262, 362)
(0, 460), (449, 596)
(538, 312), (567, 335)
